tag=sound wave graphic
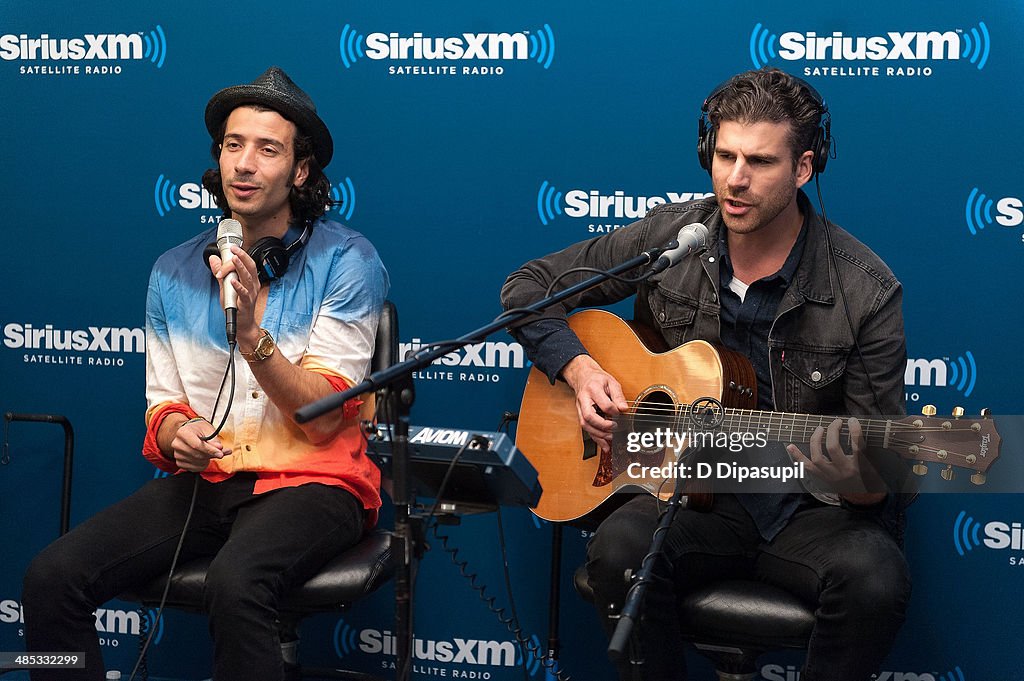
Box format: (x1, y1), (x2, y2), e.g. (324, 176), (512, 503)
(536, 181), (562, 226)
(513, 634), (544, 677)
(960, 22), (991, 70)
(339, 24), (366, 69)
(749, 23), (778, 68)
(143, 608), (165, 645)
(965, 187), (995, 235)
(953, 511), (983, 557)
(939, 665), (967, 681)
(142, 25), (167, 69)
(947, 351), (977, 398)
(330, 177), (357, 221)
(332, 617), (359, 659)
(528, 24), (556, 69)
(153, 174), (178, 217)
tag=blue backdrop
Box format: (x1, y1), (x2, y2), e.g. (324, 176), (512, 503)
(2, 1), (1022, 679)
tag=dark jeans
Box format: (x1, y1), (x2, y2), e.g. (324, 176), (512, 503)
(586, 494), (911, 681)
(22, 472), (365, 681)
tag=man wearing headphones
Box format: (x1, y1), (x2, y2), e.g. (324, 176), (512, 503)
(502, 68), (910, 680)
(23, 67), (389, 680)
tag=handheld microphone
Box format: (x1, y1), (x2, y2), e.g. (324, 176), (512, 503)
(643, 223), (709, 278)
(216, 219), (244, 344)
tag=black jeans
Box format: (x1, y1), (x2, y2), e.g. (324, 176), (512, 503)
(586, 494), (911, 681)
(22, 472), (365, 681)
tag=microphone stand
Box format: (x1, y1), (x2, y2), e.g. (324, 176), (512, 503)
(295, 246), (671, 681)
(606, 481), (688, 666)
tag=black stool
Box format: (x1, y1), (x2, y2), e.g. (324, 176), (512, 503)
(574, 566), (814, 681)
(124, 530), (394, 680)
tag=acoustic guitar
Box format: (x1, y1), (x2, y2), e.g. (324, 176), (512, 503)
(515, 309), (1000, 522)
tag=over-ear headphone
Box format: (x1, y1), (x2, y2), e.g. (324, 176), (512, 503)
(202, 220), (312, 283)
(697, 74), (831, 177)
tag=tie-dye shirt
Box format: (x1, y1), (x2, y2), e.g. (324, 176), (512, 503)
(141, 218), (389, 519)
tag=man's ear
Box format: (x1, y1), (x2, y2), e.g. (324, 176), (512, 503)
(795, 149), (814, 188)
(293, 158), (310, 188)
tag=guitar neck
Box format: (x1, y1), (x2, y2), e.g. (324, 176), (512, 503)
(682, 406), (893, 448)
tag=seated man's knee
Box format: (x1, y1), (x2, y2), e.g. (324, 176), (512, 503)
(24, 542), (79, 604)
(203, 559), (270, 615)
(831, 538), (911, 619)
(586, 497), (660, 605)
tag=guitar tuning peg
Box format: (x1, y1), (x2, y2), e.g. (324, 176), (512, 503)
(912, 462), (928, 476)
(971, 472), (987, 485)
(952, 406), (964, 419)
(981, 408), (992, 419)
(940, 465), (955, 481)
(922, 404), (937, 417)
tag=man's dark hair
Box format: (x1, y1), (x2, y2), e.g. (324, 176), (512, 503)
(201, 104), (335, 223)
(706, 68), (824, 166)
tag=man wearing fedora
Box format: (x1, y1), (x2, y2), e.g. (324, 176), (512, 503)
(23, 67), (389, 681)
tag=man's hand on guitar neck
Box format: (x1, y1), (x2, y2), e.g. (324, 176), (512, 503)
(562, 354), (629, 455)
(786, 417), (888, 506)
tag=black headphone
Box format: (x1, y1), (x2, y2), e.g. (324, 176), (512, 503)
(203, 220), (313, 284)
(697, 74), (832, 177)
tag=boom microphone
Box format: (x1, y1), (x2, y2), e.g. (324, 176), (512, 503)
(643, 223), (709, 277)
(216, 219), (243, 344)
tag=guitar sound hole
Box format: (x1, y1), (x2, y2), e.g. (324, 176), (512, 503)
(629, 390), (677, 455)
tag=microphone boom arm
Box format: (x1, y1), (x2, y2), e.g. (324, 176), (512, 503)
(295, 249), (664, 423)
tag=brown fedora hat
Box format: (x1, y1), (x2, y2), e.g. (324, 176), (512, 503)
(205, 66), (333, 168)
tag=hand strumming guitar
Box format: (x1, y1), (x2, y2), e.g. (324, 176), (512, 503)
(562, 354), (629, 456)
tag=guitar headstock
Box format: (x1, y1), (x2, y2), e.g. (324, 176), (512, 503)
(889, 405), (999, 485)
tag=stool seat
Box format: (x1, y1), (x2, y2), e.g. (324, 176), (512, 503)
(680, 580), (813, 651)
(124, 530), (394, 616)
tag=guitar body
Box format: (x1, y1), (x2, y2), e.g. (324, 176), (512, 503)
(517, 309), (757, 522)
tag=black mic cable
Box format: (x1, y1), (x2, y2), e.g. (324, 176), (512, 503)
(128, 345), (237, 681)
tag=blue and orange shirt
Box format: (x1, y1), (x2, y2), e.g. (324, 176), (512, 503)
(141, 218), (389, 523)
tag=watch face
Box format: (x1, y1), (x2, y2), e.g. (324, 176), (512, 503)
(256, 331), (275, 358)
(244, 330), (274, 360)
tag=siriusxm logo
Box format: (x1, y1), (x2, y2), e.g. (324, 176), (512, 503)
(339, 23), (555, 71)
(4, 322), (145, 353)
(953, 510), (1024, 558)
(400, 339), (525, 370)
(155, 174), (357, 222)
(965, 187), (1024, 235)
(762, 664), (965, 681)
(0, 600), (164, 644)
(904, 353), (977, 398)
(537, 181), (713, 227)
(329, 177), (357, 221)
(154, 175), (217, 217)
(0, 26), (167, 68)
(402, 338), (526, 384)
(749, 21), (990, 72)
(333, 620), (541, 675)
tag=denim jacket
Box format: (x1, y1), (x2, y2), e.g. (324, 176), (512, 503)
(502, 192), (909, 535)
